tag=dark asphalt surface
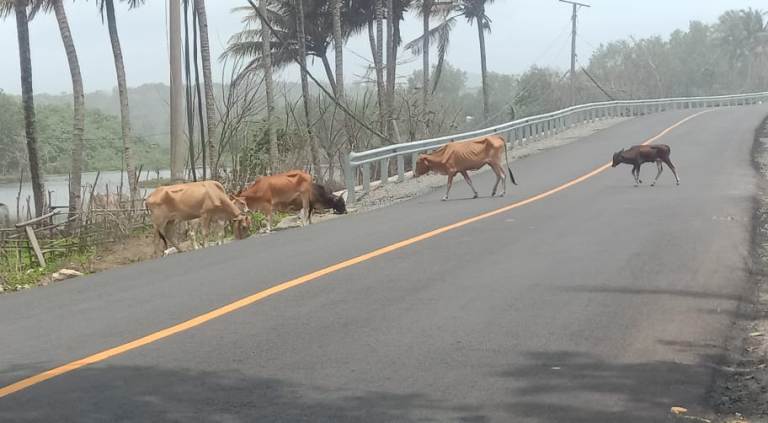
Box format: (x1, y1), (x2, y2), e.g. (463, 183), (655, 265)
(1, 106), (767, 422)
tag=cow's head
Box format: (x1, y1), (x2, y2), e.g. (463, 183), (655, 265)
(330, 193), (347, 214)
(230, 196), (252, 240)
(612, 149), (625, 168)
(413, 155), (431, 177)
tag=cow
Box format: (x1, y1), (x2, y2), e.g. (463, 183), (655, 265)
(413, 135), (517, 201)
(145, 180), (251, 256)
(0, 203), (9, 228)
(612, 144), (680, 186)
(235, 171), (345, 233)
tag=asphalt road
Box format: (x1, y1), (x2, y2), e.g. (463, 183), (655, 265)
(1, 105), (767, 422)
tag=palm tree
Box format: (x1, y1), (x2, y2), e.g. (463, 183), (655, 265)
(332, 0), (344, 99)
(257, 0), (279, 173)
(1, 0), (45, 217)
(405, 0), (494, 121)
(226, 2), (339, 93)
(28, 0), (85, 214)
(98, 0), (142, 206)
(294, 0), (321, 179)
(194, 0), (218, 179)
(405, 0), (455, 134)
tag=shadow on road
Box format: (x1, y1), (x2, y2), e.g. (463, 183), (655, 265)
(0, 364), (486, 423)
(496, 350), (722, 423)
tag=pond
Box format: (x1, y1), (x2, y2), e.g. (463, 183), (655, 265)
(0, 170), (171, 221)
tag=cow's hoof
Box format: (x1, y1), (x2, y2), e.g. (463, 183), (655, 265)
(634, 184), (639, 188)
(472, 193), (479, 199)
(441, 196), (448, 202)
(676, 181), (680, 186)
(163, 247), (178, 256)
(650, 183), (656, 187)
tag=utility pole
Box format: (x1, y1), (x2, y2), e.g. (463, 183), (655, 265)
(169, 0), (185, 181)
(559, 0), (590, 106)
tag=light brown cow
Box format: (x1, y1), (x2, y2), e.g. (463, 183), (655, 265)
(235, 170), (313, 233)
(145, 180), (250, 255)
(414, 135), (517, 201)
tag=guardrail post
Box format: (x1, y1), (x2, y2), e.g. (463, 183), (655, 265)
(380, 158), (389, 185)
(344, 154), (356, 204)
(362, 162), (371, 193)
(397, 155), (405, 182)
(411, 152), (419, 173)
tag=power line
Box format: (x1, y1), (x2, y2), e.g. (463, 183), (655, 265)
(559, 0), (591, 106)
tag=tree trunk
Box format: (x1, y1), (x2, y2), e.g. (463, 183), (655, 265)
(320, 53), (337, 95)
(386, 0), (395, 141)
(170, 0), (185, 181)
(477, 20), (489, 122)
(260, 0), (278, 174)
(296, 0), (321, 180)
(53, 0), (84, 215)
(421, 0), (431, 135)
(14, 0), (45, 217)
(183, 0), (197, 181)
(104, 0), (138, 205)
(192, 4), (206, 179)
(332, 0), (344, 100)
(370, 2), (386, 134)
(194, 0), (218, 180)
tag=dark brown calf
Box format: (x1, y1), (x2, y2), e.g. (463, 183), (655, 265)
(612, 144), (679, 186)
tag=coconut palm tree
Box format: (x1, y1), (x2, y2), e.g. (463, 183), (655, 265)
(26, 0), (85, 214)
(225, 2), (339, 93)
(1, 0), (45, 217)
(97, 0), (142, 206)
(194, 0), (218, 178)
(405, 0), (494, 121)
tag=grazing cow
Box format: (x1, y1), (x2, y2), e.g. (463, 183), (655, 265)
(0, 203), (9, 228)
(145, 180), (250, 255)
(291, 182), (347, 220)
(612, 144), (680, 186)
(413, 135), (517, 201)
(236, 171), (345, 232)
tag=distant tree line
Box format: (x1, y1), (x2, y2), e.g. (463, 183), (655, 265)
(1, 0), (765, 218)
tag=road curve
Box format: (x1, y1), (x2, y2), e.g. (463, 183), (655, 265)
(1, 105), (767, 422)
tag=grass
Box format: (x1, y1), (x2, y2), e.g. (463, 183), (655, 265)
(0, 242), (95, 293)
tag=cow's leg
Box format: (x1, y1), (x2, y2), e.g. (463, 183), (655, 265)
(662, 158), (680, 185)
(301, 193), (310, 227)
(632, 164), (640, 186)
(443, 173), (456, 201)
(265, 205), (273, 233)
(460, 171), (479, 199)
(200, 216), (211, 248)
(651, 160), (663, 186)
(489, 162), (506, 197)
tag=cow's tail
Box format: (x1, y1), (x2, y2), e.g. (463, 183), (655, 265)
(503, 137), (518, 185)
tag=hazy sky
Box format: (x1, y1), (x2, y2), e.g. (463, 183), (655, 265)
(0, 0), (762, 95)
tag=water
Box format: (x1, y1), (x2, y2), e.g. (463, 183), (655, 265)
(0, 170), (171, 221)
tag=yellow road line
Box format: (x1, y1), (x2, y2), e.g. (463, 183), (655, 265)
(0, 110), (712, 399)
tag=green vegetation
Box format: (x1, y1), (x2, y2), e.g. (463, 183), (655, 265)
(0, 243), (94, 292)
(0, 90), (169, 178)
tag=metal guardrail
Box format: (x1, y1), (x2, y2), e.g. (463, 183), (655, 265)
(344, 91), (768, 202)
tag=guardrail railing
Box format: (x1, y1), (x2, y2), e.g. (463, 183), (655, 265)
(344, 91), (768, 202)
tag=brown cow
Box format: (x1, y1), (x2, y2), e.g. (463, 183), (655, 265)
(612, 144), (680, 186)
(145, 180), (250, 255)
(414, 135), (517, 201)
(236, 170), (344, 232)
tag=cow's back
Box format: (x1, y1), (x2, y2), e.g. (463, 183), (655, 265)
(240, 171), (312, 209)
(147, 181), (225, 220)
(444, 136), (504, 171)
